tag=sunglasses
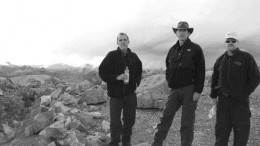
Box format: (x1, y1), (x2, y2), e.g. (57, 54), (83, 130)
(225, 40), (236, 43)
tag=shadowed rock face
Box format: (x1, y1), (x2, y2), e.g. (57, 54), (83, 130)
(136, 74), (169, 109)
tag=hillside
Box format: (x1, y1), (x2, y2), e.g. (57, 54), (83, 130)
(0, 64), (259, 146)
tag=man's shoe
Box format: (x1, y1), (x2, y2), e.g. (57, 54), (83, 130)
(122, 142), (132, 146)
(108, 142), (119, 146)
(151, 141), (163, 146)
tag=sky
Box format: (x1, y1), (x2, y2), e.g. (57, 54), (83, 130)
(0, 0), (260, 69)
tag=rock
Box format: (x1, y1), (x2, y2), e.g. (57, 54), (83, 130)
(86, 111), (104, 119)
(78, 80), (94, 92)
(0, 132), (7, 145)
(10, 75), (59, 87)
(40, 105), (50, 112)
(28, 78), (41, 88)
(78, 85), (107, 105)
(45, 127), (67, 139)
(100, 81), (107, 90)
(47, 141), (56, 146)
(0, 89), (3, 96)
(142, 68), (165, 79)
(5, 135), (52, 146)
(66, 84), (81, 95)
(53, 101), (72, 114)
(86, 132), (110, 146)
(133, 142), (150, 146)
(59, 93), (78, 106)
(75, 112), (96, 130)
(2, 123), (15, 139)
(83, 70), (102, 85)
(50, 87), (64, 100)
(32, 110), (56, 134)
(55, 113), (65, 121)
(67, 117), (88, 133)
(40, 95), (52, 107)
(57, 130), (85, 146)
(101, 120), (110, 132)
(31, 87), (53, 97)
(24, 125), (34, 136)
(0, 77), (16, 89)
(136, 74), (169, 109)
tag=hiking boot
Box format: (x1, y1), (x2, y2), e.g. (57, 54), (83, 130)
(122, 142), (132, 146)
(151, 141), (163, 146)
(108, 142), (119, 146)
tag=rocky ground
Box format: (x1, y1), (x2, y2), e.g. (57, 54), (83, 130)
(98, 87), (260, 146)
(0, 65), (259, 146)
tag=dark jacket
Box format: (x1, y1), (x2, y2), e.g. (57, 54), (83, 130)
(166, 38), (205, 93)
(210, 48), (260, 102)
(99, 48), (142, 98)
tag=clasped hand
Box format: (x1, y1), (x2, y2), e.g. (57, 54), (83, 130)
(116, 73), (128, 81)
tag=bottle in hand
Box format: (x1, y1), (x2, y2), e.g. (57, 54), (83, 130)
(124, 67), (129, 84)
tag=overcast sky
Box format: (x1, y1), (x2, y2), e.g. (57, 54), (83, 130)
(0, 0), (260, 69)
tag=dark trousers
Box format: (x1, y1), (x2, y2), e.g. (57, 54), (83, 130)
(153, 85), (197, 146)
(109, 93), (137, 145)
(215, 95), (251, 146)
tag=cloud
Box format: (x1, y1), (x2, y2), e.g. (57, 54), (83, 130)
(0, 0), (260, 68)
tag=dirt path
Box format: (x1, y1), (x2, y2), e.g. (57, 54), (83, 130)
(128, 95), (260, 146)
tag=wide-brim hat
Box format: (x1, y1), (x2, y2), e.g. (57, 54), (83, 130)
(172, 21), (194, 34)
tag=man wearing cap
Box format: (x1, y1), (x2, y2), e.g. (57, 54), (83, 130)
(151, 21), (205, 146)
(210, 32), (260, 145)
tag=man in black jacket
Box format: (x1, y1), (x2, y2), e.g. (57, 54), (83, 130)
(151, 21), (205, 146)
(99, 32), (142, 146)
(210, 32), (260, 146)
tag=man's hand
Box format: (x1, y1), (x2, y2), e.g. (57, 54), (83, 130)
(116, 73), (128, 81)
(193, 92), (201, 101)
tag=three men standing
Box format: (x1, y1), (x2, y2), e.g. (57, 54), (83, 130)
(99, 23), (259, 146)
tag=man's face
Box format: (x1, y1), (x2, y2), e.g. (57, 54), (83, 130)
(225, 38), (238, 51)
(176, 29), (190, 41)
(117, 35), (129, 50)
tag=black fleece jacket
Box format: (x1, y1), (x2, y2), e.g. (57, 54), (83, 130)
(166, 38), (205, 93)
(210, 48), (260, 102)
(99, 48), (142, 98)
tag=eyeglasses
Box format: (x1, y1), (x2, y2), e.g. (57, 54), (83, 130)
(225, 40), (236, 43)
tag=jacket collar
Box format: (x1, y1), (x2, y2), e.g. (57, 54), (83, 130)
(225, 48), (240, 56)
(174, 38), (191, 48)
(117, 47), (132, 55)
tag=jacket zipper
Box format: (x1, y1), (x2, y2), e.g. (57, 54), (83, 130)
(227, 57), (230, 87)
(122, 53), (126, 95)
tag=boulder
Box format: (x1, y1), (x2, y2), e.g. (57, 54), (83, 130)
(50, 87), (64, 100)
(142, 68), (165, 79)
(78, 85), (107, 105)
(57, 130), (85, 146)
(83, 70), (102, 85)
(136, 74), (169, 109)
(86, 132), (110, 146)
(10, 75), (61, 87)
(59, 93), (78, 106)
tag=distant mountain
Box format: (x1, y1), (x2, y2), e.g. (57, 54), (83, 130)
(47, 63), (81, 71)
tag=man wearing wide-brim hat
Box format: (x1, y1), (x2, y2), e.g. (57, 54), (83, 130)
(151, 21), (205, 146)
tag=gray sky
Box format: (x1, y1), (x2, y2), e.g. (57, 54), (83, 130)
(0, 0), (260, 69)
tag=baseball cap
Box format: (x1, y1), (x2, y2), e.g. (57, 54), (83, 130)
(225, 32), (238, 40)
